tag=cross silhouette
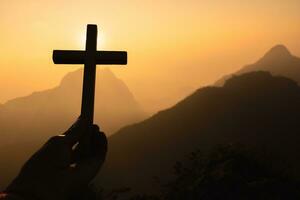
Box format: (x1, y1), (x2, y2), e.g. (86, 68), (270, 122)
(53, 24), (127, 126)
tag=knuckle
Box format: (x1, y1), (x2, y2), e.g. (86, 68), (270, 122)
(92, 124), (100, 132)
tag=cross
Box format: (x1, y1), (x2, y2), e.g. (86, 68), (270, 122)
(53, 24), (127, 127)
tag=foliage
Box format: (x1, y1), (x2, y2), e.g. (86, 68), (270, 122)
(123, 144), (300, 200)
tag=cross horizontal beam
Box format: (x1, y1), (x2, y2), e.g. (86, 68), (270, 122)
(53, 50), (127, 65)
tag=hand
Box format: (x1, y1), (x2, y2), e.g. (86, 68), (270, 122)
(4, 118), (107, 200)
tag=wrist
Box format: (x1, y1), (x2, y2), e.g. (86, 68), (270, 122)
(5, 178), (43, 200)
(0, 193), (24, 200)
(6, 177), (65, 200)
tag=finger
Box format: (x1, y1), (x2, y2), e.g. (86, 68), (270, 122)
(72, 129), (107, 183)
(91, 127), (106, 159)
(43, 135), (66, 149)
(31, 135), (72, 168)
(28, 135), (65, 161)
(70, 125), (101, 163)
(63, 116), (88, 146)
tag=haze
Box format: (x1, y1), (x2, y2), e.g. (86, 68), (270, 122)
(0, 0), (300, 113)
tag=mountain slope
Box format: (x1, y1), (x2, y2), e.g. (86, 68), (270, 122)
(97, 71), (300, 194)
(0, 69), (145, 139)
(215, 45), (300, 86)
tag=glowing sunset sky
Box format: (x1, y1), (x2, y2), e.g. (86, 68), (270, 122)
(0, 0), (300, 112)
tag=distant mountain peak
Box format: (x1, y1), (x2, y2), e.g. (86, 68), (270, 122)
(261, 44), (292, 62)
(215, 44), (300, 87)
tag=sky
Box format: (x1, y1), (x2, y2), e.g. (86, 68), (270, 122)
(0, 0), (300, 112)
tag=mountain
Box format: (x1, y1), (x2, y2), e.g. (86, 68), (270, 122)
(215, 45), (300, 86)
(0, 68), (145, 138)
(96, 71), (300, 195)
(0, 69), (146, 189)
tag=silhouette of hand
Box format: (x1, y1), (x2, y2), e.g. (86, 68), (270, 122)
(4, 118), (107, 200)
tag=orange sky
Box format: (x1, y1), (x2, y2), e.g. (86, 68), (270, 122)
(0, 0), (300, 112)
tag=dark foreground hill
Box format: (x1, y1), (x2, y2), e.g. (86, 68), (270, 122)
(96, 71), (300, 195)
(215, 45), (300, 86)
(0, 69), (146, 189)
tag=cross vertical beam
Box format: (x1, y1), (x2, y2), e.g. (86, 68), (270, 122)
(81, 25), (97, 125)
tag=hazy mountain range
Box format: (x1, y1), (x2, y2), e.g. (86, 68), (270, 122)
(1, 44), (300, 195)
(0, 68), (145, 139)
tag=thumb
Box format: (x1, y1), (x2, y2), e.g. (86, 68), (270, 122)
(64, 117), (87, 146)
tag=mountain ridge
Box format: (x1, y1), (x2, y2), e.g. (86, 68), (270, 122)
(1, 68), (146, 134)
(215, 44), (300, 86)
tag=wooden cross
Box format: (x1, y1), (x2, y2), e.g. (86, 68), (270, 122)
(53, 24), (127, 126)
